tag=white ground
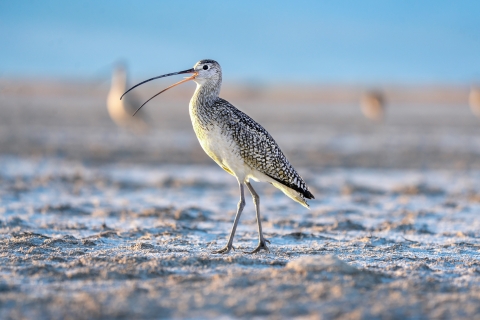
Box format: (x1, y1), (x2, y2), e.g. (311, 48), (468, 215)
(1, 80), (480, 319)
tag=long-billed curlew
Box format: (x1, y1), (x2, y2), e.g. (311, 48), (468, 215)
(360, 90), (385, 122)
(121, 59), (314, 254)
(107, 64), (148, 133)
(469, 87), (480, 119)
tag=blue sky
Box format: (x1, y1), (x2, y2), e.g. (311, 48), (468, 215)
(0, 1), (479, 83)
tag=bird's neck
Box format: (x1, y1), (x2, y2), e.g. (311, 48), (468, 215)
(111, 72), (127, 92)
(189, 79), (221, 128)
(191, 78), (222, 108)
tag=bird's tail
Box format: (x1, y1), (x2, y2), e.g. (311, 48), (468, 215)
(271, 181), (311, 209)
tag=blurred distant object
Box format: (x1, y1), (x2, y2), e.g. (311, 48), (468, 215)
(107, 64), (149, 133)
(360, 91), (385, 122)
(0, 77), (479, 169)
(469, 87), (480, 119)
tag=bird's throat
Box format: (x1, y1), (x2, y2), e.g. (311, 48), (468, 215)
(192, 78), (221, 108)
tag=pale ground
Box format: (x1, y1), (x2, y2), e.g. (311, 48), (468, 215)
(0, 79), (480, 319)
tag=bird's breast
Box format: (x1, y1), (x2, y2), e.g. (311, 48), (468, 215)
(189, 108), (246, 178)
(107, 89), (128, 121)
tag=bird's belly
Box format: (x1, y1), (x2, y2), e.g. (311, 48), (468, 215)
(192, 124), (247, 178)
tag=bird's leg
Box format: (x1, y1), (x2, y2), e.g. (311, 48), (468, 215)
(244, 181), (270, 254)
(212, 180), (245, 254)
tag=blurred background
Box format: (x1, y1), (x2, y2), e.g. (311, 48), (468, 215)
(3, 3), (480, 318)
(1, 0), (480, 169)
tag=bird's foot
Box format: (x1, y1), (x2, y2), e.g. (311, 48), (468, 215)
(212, 244), (235, 254)
(244, 239), (270, 254)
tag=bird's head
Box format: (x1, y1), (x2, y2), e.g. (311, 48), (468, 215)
(120, 59), (221, 115)
(192, 59), (222, 85)
(112, 63), (127, 88)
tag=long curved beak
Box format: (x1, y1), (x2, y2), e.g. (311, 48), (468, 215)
(120, 68), (197, 116)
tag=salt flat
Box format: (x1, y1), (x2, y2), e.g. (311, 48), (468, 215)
(1, 157), (480, 319)
(0, 80), (479, 319)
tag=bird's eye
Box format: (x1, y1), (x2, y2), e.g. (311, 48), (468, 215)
(203, 65), (209, 70)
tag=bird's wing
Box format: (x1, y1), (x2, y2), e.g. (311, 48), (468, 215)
(215, 99), (314, 199)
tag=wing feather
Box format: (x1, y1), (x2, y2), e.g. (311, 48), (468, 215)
(213, 98), (314, 199)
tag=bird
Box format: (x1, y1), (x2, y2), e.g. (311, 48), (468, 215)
(121, 59), (314, 254)
(360, 90), (385, 122)
(469, 87), (480, 119)
(107, 63), (149, 133)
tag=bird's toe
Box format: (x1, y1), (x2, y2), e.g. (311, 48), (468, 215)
(212, 244), (234, 254)
(244, 240), (269, 254)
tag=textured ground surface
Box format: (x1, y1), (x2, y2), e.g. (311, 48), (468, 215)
(1, 158), (480, 319)
(1, 80), (480, 319)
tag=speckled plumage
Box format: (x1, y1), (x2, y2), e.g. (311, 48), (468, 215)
(191, 96), (314, 205)
(123, 59), (314, 253)
(189, 60), (314, 209)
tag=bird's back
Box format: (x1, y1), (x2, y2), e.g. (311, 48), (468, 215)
(202, 98), (314, 203)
